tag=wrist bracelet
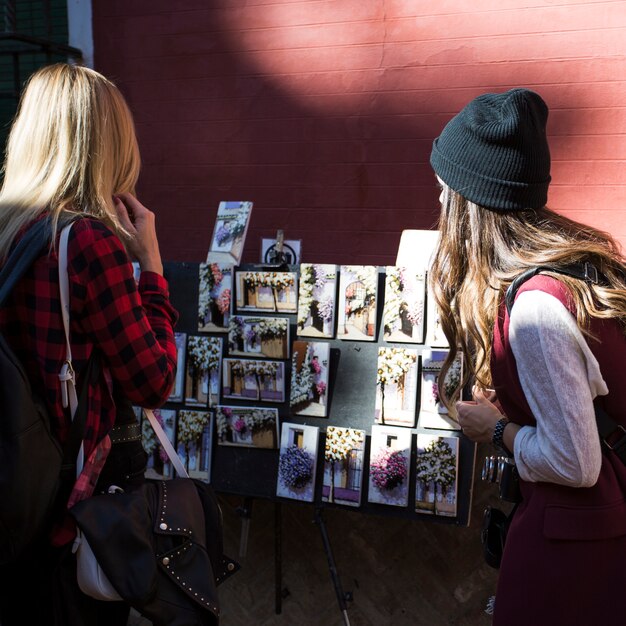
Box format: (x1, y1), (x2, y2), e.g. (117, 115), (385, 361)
(492, 416), (512, 456)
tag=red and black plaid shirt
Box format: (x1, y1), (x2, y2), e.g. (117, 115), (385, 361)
(0, 216), (178, 545)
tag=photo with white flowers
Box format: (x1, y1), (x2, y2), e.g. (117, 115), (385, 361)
(207, 201), (253, 265)
(417, 349), (463, 431)
(290, 341), (330, 417)
(368, 425), (412, 507)
(175, 410), (214, 482)
(222, 358), (285, 403)
(375, 347), (418, 427)
(216, 405), (279, 449)
(382, 267), (426, 343)
(297, 264), (337, 338)
(276, 422), (319, 502)
(425, 283), (449, 347)
(337, 265), (378, 341)
(322, 426), (365, 507)
(228, 315), (290, 359)
(184, 336), (223, 407)
(235, 271), (298, 313)
(415, 432), (459, 517)
(143, 408), (177, 480)
(198, 263), (232, 332)
(168, 332), (187, 402)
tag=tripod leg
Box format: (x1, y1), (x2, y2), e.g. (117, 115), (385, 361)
(275, 501), (282, 614)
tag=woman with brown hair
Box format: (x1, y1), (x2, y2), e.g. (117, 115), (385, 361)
(0, 63), (178, 624)
(429, 88), (626, 624)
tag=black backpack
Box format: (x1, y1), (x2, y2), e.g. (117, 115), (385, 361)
(0, 217), (85, 564)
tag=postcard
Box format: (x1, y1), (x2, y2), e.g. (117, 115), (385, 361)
(261, 237), (302, 265)
(222, 358), (286, 403)
(228, 315), (290, 359)
(290, 341), (330, 417)
(216, 405), (279, 449)
(382, 267), (426, 343)
(368, 425), (412, 507)
(184, 336), (223, 407)
(176, 410), (214, 482)
(143, 408), (177, 480)
(417, 349), (463, 430)
(375, 347), (419, 427)
(198, 263), (232, 332)
(337, 265), (378, 341)
(425, 283), (449, 347)
(322, 426), (366, 507)
(168, 332), (187, 403)
(235, 271), (298, 314)
(297, 263), (337, 339)
(415, 432), (459, 517)
(276, 422), (320, 502)
(207, 200), (253, 265)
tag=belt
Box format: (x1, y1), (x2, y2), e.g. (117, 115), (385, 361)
(109, 422), (142, 444)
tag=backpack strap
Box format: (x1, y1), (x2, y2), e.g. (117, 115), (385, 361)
(0, 217), (52, 306)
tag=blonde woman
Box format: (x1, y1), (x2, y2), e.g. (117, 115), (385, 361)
(0, 64), (178, 624)
(429, 89), (626, 625)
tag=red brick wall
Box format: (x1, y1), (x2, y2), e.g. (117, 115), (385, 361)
(92, 1), (626, 264)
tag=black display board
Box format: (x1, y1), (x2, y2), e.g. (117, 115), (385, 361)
(162, 261), (477, 526)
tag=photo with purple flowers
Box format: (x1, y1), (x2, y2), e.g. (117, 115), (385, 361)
(276, 422), (320, 502)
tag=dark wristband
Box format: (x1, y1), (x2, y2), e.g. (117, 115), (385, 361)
(492, 416), (512, 456)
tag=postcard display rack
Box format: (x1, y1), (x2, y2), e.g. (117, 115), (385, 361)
(154, 247), (477, 624)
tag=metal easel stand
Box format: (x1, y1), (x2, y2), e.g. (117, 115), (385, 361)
(314, 507), (353, 626)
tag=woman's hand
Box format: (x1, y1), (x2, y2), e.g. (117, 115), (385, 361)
(113, 193), (163, 275)
(455, 389), (504, 444)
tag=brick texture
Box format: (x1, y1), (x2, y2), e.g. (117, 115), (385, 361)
(92, 0), (626, 263)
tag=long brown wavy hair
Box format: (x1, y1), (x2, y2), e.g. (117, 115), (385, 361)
(429, 184), (626, 412)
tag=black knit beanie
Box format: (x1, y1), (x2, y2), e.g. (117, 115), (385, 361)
(430, 88), (551, 211)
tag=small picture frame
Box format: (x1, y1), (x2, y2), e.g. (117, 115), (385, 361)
(276, 422), (320, 502)
(297, 264), (337, 339)
(382, 267), (426, 343)
(198, 263), (232, 333)
(184, 336), (223, 408)
(228, 315), (290, 359)
(261, 237), (302, 265)
(322, 426), (366, 507)
(337, 265), (378, 341)
(216, 405), (279, 449)
(290, 341), (330, 417)
(375, 347), (419, 427)
(143, 408), (177, 480)
(415, 431), (460, 517)
(207, 201), (253, 265)
(417, 349), (463, 430)
(235, 271), (298, 314)
(222, 358), (286, 403)
(168, 332), (187, 403)
(175, 410), (214, 482)
(368, 425), (412, 507)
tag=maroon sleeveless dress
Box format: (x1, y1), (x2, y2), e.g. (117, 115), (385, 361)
(491, 275), (626, 626)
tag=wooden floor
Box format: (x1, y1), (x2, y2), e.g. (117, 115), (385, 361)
(129, 443), (501, 626)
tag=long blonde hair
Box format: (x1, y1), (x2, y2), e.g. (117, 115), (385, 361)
(429, 184), (626, 407)
(0, 63), (140, 260)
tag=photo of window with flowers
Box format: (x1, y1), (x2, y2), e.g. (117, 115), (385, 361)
(297, 263), (337, 339)
(216, 405), (279, 449)
(228, 315), (289, 359)
(168, 332), (187, 402)
(382, 266), (426, 343)
(175, 410), (214, 482)
(322, 426), (365, 507)
(290, 340), (330, 418)
(337, 265), (378, 341)
(417, 349), (463, 431)
(184, 336), (223, 407)
(368, 425), (412, 507)
(276, 422), (319, 502)
(142, 408), (177, 480)
(235, 270), (298, 314)
(415, 432), (459, 517)
(222, 358), (285, 403)
(198, 263), (232, 332)
(206, 200), (253, 265)
(375, 347), (418, 427)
